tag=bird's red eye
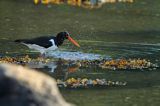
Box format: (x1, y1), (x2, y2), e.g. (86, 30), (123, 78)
(66, 34), (69, 38)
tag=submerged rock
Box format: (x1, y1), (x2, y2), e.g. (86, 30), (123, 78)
(0, 63), (73, 106)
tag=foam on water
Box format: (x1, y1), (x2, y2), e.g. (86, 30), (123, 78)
(47, 50), (110, 60)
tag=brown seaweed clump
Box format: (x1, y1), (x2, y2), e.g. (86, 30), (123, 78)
(0, 55), (51, 65)
(80, 58), (159, 70)
(99, 59), (159, 70)
(0, 56), (159, 70)
(57, 78), (127, 88)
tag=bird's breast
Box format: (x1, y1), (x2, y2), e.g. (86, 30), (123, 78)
(47, 39), (58, 50)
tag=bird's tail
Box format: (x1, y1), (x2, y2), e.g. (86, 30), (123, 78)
(14, 39), (23, 43)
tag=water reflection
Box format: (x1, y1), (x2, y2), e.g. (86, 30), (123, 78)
(25, 59), (160, 88)
(27, 60), (81, 80)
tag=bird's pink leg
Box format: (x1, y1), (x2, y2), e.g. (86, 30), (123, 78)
(39, 53), (46, 58)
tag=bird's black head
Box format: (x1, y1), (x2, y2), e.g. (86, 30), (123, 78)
(55, 31), (69, 46)
(55, 31), (80, 47)
(56, 31), (69, 39)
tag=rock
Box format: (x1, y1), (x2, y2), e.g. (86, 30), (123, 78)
(0, 63), (73, 106)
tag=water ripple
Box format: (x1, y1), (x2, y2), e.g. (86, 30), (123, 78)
(47, 51), (111, 60)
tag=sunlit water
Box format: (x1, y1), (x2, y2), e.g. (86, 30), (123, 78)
(47, 51), (106, 60)
(0, 0), (160, 105)
(20, 42), (160, 82)
(0, 38), (160, 106)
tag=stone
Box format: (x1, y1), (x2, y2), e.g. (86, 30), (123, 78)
(0, 63), (73, 106)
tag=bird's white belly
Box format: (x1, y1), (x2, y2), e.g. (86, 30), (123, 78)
(46, 44), (58, 52)
(23, 43), (58, 54)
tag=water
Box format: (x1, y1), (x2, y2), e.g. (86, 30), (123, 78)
(47, 51), (106, 60)
(0, 0), (160, 106)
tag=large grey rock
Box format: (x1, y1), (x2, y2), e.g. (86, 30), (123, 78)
(0, 63), (73, 106)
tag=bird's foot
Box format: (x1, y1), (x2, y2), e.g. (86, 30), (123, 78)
(42, 53), (46, 58)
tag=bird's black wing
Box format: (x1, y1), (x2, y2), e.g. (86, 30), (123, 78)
(15, 36), (55, 48)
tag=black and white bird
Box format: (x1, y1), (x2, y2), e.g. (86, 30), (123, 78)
(15, 32), (80, 56)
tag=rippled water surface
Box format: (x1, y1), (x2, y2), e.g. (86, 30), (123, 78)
(0, 0), (160, 106)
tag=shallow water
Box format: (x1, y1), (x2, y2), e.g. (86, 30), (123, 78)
(47, 51), (106, 60)
(0, 0), (160, 106)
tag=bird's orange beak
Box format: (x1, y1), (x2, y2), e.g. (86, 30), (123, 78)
(67, 36), (80, 47)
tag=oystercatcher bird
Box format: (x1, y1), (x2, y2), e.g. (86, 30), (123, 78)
(15, 32), (80, 57)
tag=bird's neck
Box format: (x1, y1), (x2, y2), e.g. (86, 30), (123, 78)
(55, 37), (64, 46)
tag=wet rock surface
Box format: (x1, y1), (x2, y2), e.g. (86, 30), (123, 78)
(0, 63), (73, 106)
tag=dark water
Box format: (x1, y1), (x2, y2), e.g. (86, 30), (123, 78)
(0, 0), (160, 106)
